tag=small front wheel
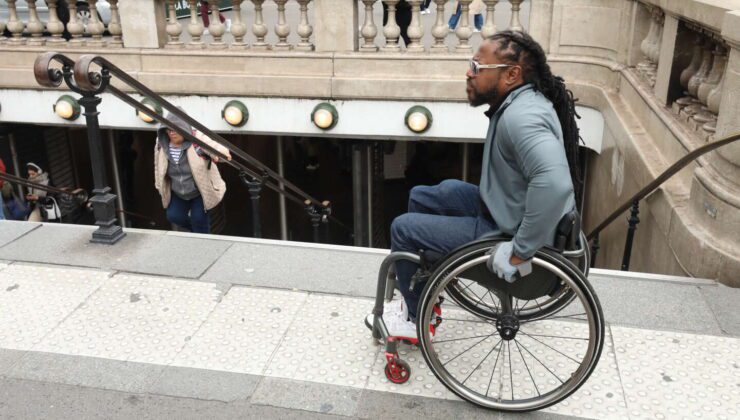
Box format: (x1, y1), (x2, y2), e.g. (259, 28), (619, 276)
(385, 357), (411, 384)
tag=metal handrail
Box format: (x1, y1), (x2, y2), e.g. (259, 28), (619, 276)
(0, 171), (87, 199)
(587, 132), (740, 240)
(586, 132), (739, 270)
(33, 52), (352, 236)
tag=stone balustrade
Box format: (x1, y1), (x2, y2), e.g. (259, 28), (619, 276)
(0, 1), (530, 52)
(0, 0), (123, 47)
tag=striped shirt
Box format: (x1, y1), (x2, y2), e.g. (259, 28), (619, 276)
(169, 145), (182, 164)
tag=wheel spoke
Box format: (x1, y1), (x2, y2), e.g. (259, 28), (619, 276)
(518, 331), (582, 364)
(517, 333), (589, 341)
(433, 333), (497, 344)
(515, 339), (566, 384)
(514, 340), (540, 396)
(485, 336), (504, 397)
(521, 313), (587, 324)
(508, 341), (514, 400)
(461, 339), (503, 385)
(442, 334), (496, 367)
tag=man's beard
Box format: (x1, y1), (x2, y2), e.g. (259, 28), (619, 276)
(468, 85), (499, 107)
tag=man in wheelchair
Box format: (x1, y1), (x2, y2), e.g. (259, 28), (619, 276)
(369, 30), (582, 339)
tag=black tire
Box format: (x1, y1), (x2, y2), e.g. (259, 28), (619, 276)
(416, 240), (605, 412)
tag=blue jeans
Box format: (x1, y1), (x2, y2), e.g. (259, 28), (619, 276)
(166, 194), (210, 233)
(448, 4), (484, 30)
(0, 192), (5, 220)
(390, 180), (497, 319)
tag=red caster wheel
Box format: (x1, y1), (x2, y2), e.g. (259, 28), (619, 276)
(385, 357), (411, 384)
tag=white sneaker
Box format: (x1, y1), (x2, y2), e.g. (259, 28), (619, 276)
(365, 300), (417, 339)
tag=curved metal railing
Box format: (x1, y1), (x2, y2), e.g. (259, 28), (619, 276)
(586, 132), (740, 269)
(34, 52), (351, 241)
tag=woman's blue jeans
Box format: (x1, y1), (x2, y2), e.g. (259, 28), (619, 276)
(448, 4), (484, 30)
(390, 180), (497, 319)
(166, 193), (210, 234)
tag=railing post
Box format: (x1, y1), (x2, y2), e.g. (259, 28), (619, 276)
(77, 92), (126, 244)
(314, 0), (359, 52)
(118, 0), (167, 48)
(240, 171), (264, 238)
(621, 200), (640, 271)
(6, 0), (26, 45)
(590, 233), (600, 268)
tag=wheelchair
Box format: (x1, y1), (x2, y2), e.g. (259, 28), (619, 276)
(367, 210), (604, 412)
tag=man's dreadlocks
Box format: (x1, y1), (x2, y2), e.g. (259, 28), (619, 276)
(488, 30), (583, 205)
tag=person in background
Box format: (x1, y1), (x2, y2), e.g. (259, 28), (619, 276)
(154, 109), (231, 234)
(448, 0), (484, 32)
(25, 162), (49, 222)
(421, 0), (433, 14)
(383, 0), (412, 46)
(200, 0), (225, 29)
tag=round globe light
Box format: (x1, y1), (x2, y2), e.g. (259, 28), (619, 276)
(404, 105), (433, 134)
(55, 100), (74, 119)
(224, 107), (242, 125)
(53, 95), (80, 121)
(313, 108), (334, 129)
(222, 100), (248, 127)
(407, 112), (428, 133)
(137, 104), (157, 123)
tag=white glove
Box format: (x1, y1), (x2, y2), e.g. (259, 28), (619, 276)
(486, 241), (533, 283)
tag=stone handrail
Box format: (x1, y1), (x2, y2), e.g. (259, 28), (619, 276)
(636, 0), (740, 33)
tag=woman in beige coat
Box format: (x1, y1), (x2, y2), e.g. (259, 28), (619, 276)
(449, 0), (485, 31)
(154, 109), (231, 233)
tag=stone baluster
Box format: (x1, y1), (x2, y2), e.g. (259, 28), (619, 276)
(186, 0), (205, 48)
(406, 0), (424, 52)
(165, 0), (183, 48)
(703, 51), (727, 141)
(6, 0), (26, 45)
(636, 5), (656, 78)
(230, 0), (249, 49)
(681, 38), (714, 122)
(360, 0), (379, 52)
(673, 33), (705, 115)
(295, 0), (314, 51)
(508, 0), (523, 32)
(251, 0), (270, 50)
(26, 0), (46, 46)
(107, 0), (123, 47)
(67, 1), (86, 45)
(274, 0), (292, 51)
(207, 0), (227, 48)
(430, 0), (448, 53)
(455, 0), (473, 53)
(645, 8), (664, 87)
(481, 0), (498, 39)
(0, 16), (5, 46)
(86, 0), (106, 47)
(46, 0), (67, 44)
(382, 0), (402, 52)
(691, 44), (727, 133)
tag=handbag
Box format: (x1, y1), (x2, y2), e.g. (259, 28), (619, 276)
(39, 196), (62, 221)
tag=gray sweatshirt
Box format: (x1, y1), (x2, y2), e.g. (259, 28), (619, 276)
(480, 84), (576, 260)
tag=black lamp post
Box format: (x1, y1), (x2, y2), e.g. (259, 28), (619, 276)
(34, 52), (125, 244)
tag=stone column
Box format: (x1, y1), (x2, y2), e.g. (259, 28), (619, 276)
(360, 0), (379, 52)
(187, 0), (205, 48)
(686, 10), (740, 285)
(430, 0), (448, 53)
(230, 0), (249, 49)
(46, 0), (67, 45)
(295, 0), (314, 51)
(26, 0), (46, 46)
(381, 0), (402, 52)
(406, 0), (424, 53)
(108, 0), (123, 47)
(251, 0), (269, 50)
(273, 0), (292, 51)
(6, 0), (26, 45)
(165, 0), (184, 48)
(314, 0), (359, 52)
(207, 0), (227, 48)
(119, 0), (167, 48)
(653, 12), (679, 104)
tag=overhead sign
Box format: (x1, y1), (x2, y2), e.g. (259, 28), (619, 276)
(175, 0), (233, 19)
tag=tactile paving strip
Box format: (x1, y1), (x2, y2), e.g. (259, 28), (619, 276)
(35, 273), (222, 365)
(173, 286), (308, 374)
(265, 294), (379, 388)
(0, 264), (109, 350)
(613, 326), (740, 420)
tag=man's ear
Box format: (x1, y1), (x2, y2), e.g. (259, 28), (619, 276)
(506, 66), (522, 86)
